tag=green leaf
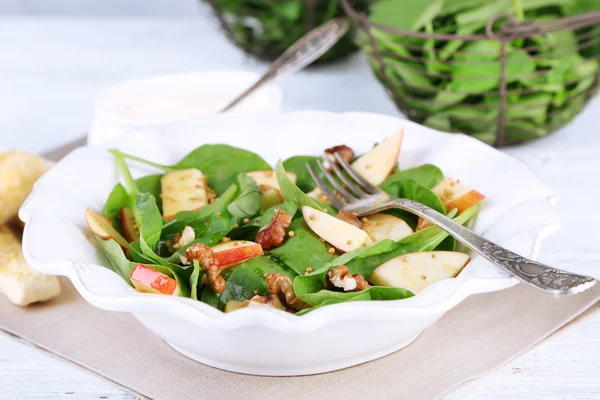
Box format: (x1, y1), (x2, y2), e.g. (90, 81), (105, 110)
(276, 160), (324, 211)
(94, 236), (136, 284)
(96, 236), (191, 297)
(294, 205), (478, 307)
(296, 286), (414, 315)
(227, 173), (261, 219)
(282, 155), (320, 192)
(449, 42), (536, 93)
(378, 178), (446, 228)
(175, 145), (271, 195)
(212, 256), (296, 310)
(270, 219), (336, 275)
(190, 260), (203, 300)
(102, 174), (163, 220)
(135, 192), (163, 252)
(369, 0), (441, 30)
(380, 164), (444, 190)
(274, 1), (302, 20)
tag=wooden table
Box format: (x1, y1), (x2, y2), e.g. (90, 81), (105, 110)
(0, 9), (599, 400)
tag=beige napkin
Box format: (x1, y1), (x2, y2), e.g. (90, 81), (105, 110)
(1, 277), (598, 400)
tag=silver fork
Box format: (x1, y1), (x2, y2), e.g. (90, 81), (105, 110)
(306, 153), (597, 296)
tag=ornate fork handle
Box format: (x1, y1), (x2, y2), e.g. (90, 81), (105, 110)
(369, 199), (596, 295)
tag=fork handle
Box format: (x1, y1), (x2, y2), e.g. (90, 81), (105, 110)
(373, 199), (596, 295)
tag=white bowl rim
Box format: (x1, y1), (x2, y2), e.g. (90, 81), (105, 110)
(20, 111), (560, 334)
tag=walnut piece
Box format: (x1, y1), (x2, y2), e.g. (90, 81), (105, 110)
(166, 225), (195, 252)
(326, 265), (371, 292)
(225, 295), (287, 312)
(334, 210), (362, 229)
(255, 209), (292, 250)
(266, 273), (308, 311)
(324, 145), (354, 164)
(181, 243), (226, 293)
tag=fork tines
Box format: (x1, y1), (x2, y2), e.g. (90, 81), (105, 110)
(305, 152), (385, 210)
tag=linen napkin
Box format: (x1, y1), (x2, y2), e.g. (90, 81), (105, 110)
(1, 277), (598, 400)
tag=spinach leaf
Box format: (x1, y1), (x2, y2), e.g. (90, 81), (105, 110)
(296, 286), (414, 315)
(161, 184), (238, 238)
(165, 212), (238, 263)
(369, 0), (441, 30)
(282, 155), (320, 192)
(276, 160), (324, 211)
(135, 192), (163, 252)
(102, 174), (162, 220)
(109, 146), (271, 196)
(270, 219), (336, 275)
(96, 236), (190, 297)
(449, 42), (536, 93)
(94, 236), (136, 284)
(226, 173), (261, 219)
(201, 285), (220, 308)
(190, 260), (203, 300)
(230, 201), (299, 240)
(379, 179), (446, 228)
(175, 145), (271, 195)
(207, 256), (296, 310)
(294, 205), (478, 306)
(380, 164), (444, 190)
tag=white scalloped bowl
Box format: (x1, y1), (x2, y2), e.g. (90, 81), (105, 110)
(20, 112), (559, 376)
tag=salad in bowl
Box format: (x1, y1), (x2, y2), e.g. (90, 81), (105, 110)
(21, 112), (556, 375)
(85, 129), (485, 315)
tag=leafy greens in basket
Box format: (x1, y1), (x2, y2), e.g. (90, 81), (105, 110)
(86, 130), (485, 314)
(362, 0), (600, 144)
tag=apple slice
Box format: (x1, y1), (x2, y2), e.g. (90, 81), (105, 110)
(351, 129), (403, 185)
(211, 240), (264, 269)
(364, 213), (413, 243)
(432, 178), (485, 213)
(120, 207), (139, 243)
(130, 263), (180, 296)
(302, 206), (373, 252)
(161, 168), (209, 220)
(416, 178), (485, 231)
(259, 185), (284, 212)
(247, 170), (297, 191)
(369, 251), (470, 293)
(85, 209), (129, 249)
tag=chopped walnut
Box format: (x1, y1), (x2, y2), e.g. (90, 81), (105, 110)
(266, 273), (308, 311)
(166, 226), (195, 252)
(324, 145), (354, 164)
(334, 210), (362, 229)
(326, 266), (370, 292)
(181, 243), (226, 293)
(255, 209), (292, 250)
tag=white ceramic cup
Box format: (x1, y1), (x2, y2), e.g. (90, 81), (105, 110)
(88, 70), (283, 145)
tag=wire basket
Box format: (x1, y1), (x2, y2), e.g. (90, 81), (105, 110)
(342, 0), (600, 146)
(205, 0), (369, 63)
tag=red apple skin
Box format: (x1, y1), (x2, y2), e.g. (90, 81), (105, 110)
(444, 190), (485, 213)
(416, 190), (485, 231)
(212, 241), (264, 268)
(130, 264), (179, 296)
